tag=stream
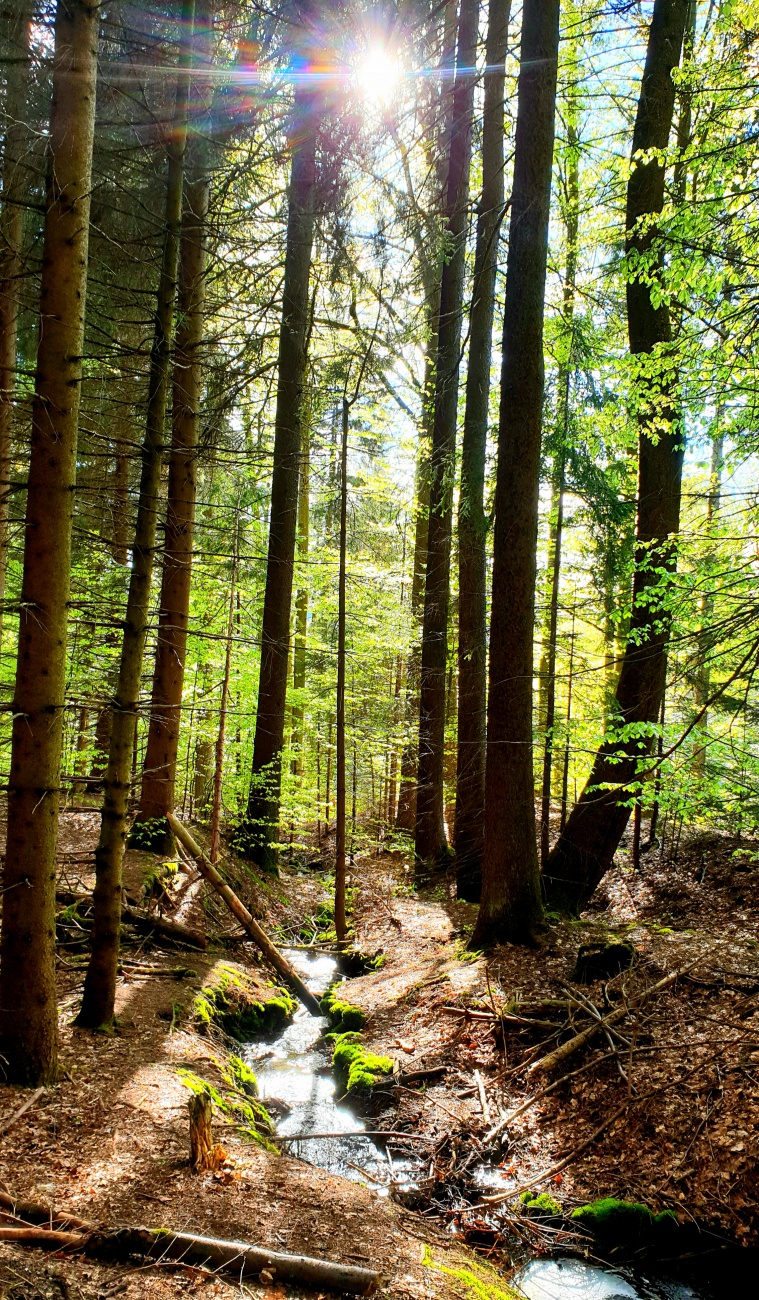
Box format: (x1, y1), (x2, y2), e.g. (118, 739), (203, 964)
(241, 950), (725, 1300)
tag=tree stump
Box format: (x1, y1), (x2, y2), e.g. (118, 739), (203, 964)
(188, 1094), (226, 1171)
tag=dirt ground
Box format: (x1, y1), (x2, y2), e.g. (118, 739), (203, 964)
(2, 807), (759, 1300)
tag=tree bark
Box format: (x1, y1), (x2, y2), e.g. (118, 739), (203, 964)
(134, 5), (213, 852)
(471, 0), (560, 948)
(415, 0), (479, 877)
(691, 429), (723, 776)
(539, 85), (580, 868)
(0, 0), (33, 648)
(76, 2), (196, 1031)
(543, 0), (689, 915)
(241, 78), (317, 872)
(454, 0), (510, 901)
(0, 0), (99, 1084)
(291, 427), (310, 775)
(209, 519), (238, 861)
(334, 397), (349, 944)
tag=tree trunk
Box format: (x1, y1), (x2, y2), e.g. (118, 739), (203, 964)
(291, 427), (310, 776)
(134, 7), (213, 853)
(209, 521), (238, 861)
(454, 0), (510, 902)
(471, 0), (560, 948)
(691, 428), (723, 776)
(0, 0), (99, 1084)
(415, 0), (479, 877)
(544, 0), (689, 915)
(538, 85), (580, 868)
(241, 81), (317, 872)
(0, 1), (33, 649)
(76, 2), (196, 1031)
(334, 397), (349, 944)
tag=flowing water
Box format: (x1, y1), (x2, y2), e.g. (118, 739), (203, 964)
(241, 949), (417, 1193)
(241, 950), (724, 1300)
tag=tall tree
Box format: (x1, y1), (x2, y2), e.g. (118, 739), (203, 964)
(0, 0), (99, 1084)
(76, 0), (196, 1030)
(454, 0), (510, 901)
(0, 1), (33, 648)
(415, 0), (479, 876)
(471, 0), (560, 947)
(539, 42), (581, 869)
(132, 1), (214, 852)
(691, 426), (724, 776)
(544, 0), (690, 914)
(239, 32), (318, 872)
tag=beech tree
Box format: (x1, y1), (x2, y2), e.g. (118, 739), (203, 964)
(544, 0), (689, 915)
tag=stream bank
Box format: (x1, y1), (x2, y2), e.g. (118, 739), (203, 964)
(1, 808), (758, 1300)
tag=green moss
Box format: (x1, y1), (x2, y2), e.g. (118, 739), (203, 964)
(223, 1053), (259, 1097)
(421, 1245), (520, 1300)
(332, 1031), (394, 1093)
(178, 1067), (278, 1152)
(193, 963), (296, 1041)
(570, 1198), (679, 1244)
(520, 1191), (562, 1217)
(320, 986), (367, 1033)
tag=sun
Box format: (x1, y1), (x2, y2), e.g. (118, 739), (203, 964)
(356, 45), (401, 107)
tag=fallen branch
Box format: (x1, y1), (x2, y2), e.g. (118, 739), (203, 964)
(528, 961), (699, 1076)
(166, 814), (321, 1016)
(0, 1212), (381, 1294)
(0, 1087), (44, 1137)
(57, 891), (206, 951)
(274, 1129), (429, 1143)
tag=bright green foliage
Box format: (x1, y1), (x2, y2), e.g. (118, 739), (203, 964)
(331, 1031), (394, 1092)
(193, 963), (295, 1040)
(320, 986), (367, 1033)
(177, 1066), (278, 1152)
(223, 1053), (260, 1097)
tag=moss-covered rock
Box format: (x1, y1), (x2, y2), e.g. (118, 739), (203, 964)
(332, 1031), (394, 1093)
(193, 962), (295, 1040)
(520, 1190), (562, 1217)
(570, 1198), (679, 1246)
(320, 985), (367, 1033)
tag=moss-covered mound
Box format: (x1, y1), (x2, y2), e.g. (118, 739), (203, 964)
(194, 962), (295, 1040)
(320, 985), (367, 1033)
(520, 1191), (562, 1218)
(570, 1198), (679, 1247)
(332, 1031), (394, 1093)
(178, 1064), (277, 1152)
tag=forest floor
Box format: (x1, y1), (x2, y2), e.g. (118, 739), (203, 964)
(1, 804), (759, 1300)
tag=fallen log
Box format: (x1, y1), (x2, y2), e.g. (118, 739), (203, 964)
(57, 890), (206, 951)
(528, 960), (699, 1076)
(166, 813), (321, 1016)
(0, 1217), (381, 1294)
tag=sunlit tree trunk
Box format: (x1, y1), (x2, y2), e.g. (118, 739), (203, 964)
(0, 1), (33, 647)
(471, 0), (560, 948)
(134, 5), (213, 852)
(544, 0), (689, 915)
(76, 0), (196, 1030)
(691, 428), (723, 776)
(415, 0), (479, 876)
(454, 0), (510, 901)
(0, 0), (99, 1083)
(334, 397), (349, 944)
(241, 80), (317, 871)
(291, 428), (310, 776)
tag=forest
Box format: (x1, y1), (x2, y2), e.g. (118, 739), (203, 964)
(0, 1), (758, 1298)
